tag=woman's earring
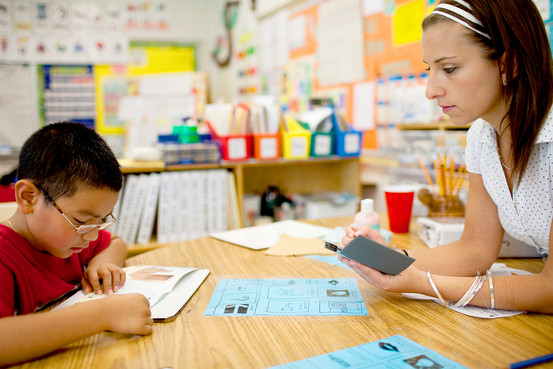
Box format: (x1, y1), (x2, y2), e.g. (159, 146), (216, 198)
(502, 74), (507, 86)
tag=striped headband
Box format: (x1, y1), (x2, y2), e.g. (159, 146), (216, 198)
(431, 0), (491, 39)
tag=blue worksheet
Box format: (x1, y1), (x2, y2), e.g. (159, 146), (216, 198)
(306, 255), (351, 269)
(269, 335), (469, 369)
(204, 278), (368, 316)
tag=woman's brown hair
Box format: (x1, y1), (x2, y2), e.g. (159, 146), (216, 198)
(423, 0), (553, 183)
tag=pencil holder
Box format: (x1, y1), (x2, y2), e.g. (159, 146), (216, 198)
(417, 188), (465, 217)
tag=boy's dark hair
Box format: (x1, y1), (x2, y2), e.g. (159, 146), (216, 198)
(17, 122), (123, 200)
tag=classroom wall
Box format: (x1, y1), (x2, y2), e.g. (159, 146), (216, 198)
(1, 0), (429, 149)
(0, 0), (213, 148)
(3, 0), (552, 150)
(207, 0), (433, 150)
(204, 0), (241, 103)
(214, 0), (553, 150)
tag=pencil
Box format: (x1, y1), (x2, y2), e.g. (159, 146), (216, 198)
(509, 352), (553, 369)
(448, 155), (455, 195)
(433, 158), (443, 196)
(439, 158), (446, 196)
(452, 165), (466, 196)
(418, 157), (436, 194)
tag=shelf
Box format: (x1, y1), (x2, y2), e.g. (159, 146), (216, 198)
(120, 156), (361, 232)
(378, 120), (470, 131)
(120, 156), (358, 173)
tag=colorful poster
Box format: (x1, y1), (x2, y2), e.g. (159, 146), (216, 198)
(392, 0), (424, 46)
(128, 42), (196, 75)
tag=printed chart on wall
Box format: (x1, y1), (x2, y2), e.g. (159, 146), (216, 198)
(37, 65), (96, 129)
(204, 278), (368, 316)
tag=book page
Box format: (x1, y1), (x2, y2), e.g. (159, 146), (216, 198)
(118, 265), (198, 306)
(55, 265), (200, 309)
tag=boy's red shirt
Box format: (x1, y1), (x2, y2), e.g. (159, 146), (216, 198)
(0, 225), (111, 317)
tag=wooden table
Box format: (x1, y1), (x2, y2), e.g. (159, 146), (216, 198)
(12, 216), (553, 369)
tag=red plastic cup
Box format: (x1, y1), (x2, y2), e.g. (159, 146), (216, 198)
(384, 185), (415, 233)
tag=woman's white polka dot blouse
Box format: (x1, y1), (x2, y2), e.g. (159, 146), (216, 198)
(465, 111), (553, 255)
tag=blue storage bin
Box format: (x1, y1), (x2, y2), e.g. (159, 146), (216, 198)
(330, 112), (362, 157)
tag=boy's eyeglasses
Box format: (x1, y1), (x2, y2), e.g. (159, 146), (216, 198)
(35, 184), (117, 234)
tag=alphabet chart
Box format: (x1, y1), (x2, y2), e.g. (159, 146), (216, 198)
(204, 278), (368, 316)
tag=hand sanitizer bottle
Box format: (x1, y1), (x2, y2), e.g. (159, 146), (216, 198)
(353, 198), (380, 232)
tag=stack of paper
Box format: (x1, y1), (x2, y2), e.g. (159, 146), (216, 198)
(210, 220), (332, 250)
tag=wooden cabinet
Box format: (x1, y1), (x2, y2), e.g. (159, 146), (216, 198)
(231, 157), (360, 210)
(121, 156), (360, 225)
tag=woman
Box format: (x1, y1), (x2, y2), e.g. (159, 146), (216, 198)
(340, 0), (553, 313)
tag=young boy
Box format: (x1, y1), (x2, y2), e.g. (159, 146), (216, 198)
(0, 122), (153, 365)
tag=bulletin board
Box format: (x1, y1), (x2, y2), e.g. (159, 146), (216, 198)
(260, 0), (553, 149)
(95, 41), (197, 135)
(259, 0), (433, 149)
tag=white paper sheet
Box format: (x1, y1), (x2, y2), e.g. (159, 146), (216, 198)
(210, 220), (332, 250)
(317, 0), (365, 86)
(353, 81), (376, 130)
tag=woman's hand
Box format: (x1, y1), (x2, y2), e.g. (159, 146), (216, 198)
(342, 225), (387, 247)
(339, 225), (427, 294)
(338, 255), (425, 293)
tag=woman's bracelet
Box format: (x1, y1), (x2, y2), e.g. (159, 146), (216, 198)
(395, 248), (409, 256)
(454, 272), (487, 308)
(426, 272), (448, 306)
(487, 269), (495, 309)
(453, 275), (479, 307)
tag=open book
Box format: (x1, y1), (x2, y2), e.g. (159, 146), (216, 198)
(55, 265), (210, 321)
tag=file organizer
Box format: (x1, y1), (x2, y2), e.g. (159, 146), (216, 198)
(298, 107), (334, 157)
(281, 116), (311, 159)
(206, 120), (253, 161)
(330, 113), (362, 157)
(253, 132), (281, 160)
(309, 130), (334, 157)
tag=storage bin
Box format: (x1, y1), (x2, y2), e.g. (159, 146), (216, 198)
(309, 131), (334, 157)
(331, 113), (362, 157)
(281, 116), (311, 159)
(206, 120), (253, 161)
(253, 132), (281, 160)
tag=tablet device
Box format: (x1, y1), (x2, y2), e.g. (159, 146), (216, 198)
(325, 235), (415, 275)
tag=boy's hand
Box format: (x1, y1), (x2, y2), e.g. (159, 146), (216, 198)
(82, 261), (127, 295)
(101, 294), (153, 335)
